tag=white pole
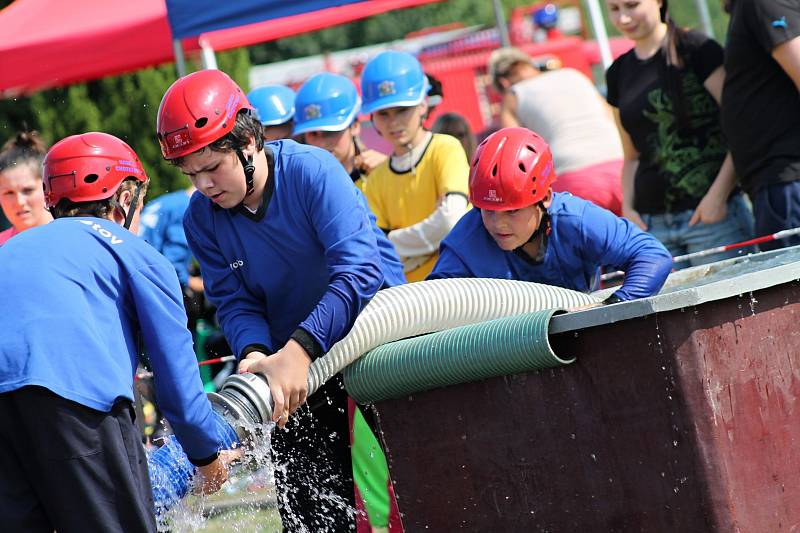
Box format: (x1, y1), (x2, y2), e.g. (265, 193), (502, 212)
(694, 0), (715, 39)
(585, 0), (613, 70)
(492, 0), (511, 48)
(200, 38), (219, 70)
(173, 39), (187, 77)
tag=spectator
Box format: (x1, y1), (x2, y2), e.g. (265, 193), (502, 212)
(361, 50), (471, 282)
(721, 0), (800, 251)
(248, 84), (296, 142)
(605, 0), (754, 267)
(294, 72), (389, 191)
(432, 112), (477, 161)
(0, 131), (52, 245)
(157, 69), (388, 532)
(0, 132), (234, 532)
(428, 128), (672, 304)
(490, 47), (624, 215)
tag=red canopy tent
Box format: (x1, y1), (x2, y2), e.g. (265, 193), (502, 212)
(0, 0), (193, 95)
(0, 0), (441, 96)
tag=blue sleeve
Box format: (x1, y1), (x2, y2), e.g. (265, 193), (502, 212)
(578, 202), (672, 300)
(296, 153), (384, 353)
(130, 263), (221, 461)
(427, 240), (473, 280)
(184, 206), (273, 358)
(162, 221), (191, 287)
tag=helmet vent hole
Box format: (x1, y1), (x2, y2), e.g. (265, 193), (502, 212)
(195, 117), (208, 128)
(83, 174), (99, 184)
(519, 163), (526, 172)
(492, 165), (498, 177)
(527, 145), (537, 153)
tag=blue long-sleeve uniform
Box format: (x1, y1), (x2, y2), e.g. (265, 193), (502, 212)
(139, 189), (193, 287)
(0, 217), (222, 461)
(183, 140), (385, 359)
(429, 192), (672, 300)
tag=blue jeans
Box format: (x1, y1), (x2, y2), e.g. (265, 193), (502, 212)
(752, 181), (800, 252)
(641, 194), (755, 269)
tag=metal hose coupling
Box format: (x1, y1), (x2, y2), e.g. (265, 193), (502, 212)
(207, 372), (274, 447)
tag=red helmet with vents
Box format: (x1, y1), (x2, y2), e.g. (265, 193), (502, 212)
(157, 69), (251, 160)
(43, 132), (148, 208)
(469, 127), (556, 210)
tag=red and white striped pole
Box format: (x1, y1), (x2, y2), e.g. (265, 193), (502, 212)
(601, 226), (800, 282)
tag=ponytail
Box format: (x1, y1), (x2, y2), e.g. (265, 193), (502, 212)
(660, 0), (691, 131)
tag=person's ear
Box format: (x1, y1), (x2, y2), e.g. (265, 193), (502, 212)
(351, 121), (362, 137)
(244, 134), (258, 158)
(542, 188), (553, 209)
(118, 188), (133, 211)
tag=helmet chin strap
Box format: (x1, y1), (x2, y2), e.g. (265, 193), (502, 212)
(513, 204), (550, 257)
(236, 149), (256, 197)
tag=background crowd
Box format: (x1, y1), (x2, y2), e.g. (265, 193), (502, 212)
(0, 0), (798, 532)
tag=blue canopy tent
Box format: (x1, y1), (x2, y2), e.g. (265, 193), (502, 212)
(165, 0), (443, 74)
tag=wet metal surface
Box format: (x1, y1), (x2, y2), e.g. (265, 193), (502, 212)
(375, 249), (800, 531)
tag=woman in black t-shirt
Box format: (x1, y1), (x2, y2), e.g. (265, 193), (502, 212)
(605, 0), (754, 268)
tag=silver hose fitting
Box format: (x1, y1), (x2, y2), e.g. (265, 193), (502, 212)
(207, 373), (274, 446)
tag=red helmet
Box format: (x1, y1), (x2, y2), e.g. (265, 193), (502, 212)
(157, 69), (251, 160)
(469, 127), (556, 210)
(43, 132), (148, 209)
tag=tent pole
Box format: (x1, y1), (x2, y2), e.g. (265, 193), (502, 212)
(491, 0), (511, 48)
(173, 39), (187, 77)
(585, 0), (613, 70)
(200, 38), (219, 70)
(694, 0), (715, 38)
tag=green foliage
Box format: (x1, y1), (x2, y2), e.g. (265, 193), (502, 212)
(0, 48), (250, 199)
(250, 0), (729, 66)
(250, 0), (535, 65)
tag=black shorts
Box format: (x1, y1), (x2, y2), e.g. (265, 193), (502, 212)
(271, 374), (357, 532)
(0, 386), (156, 533)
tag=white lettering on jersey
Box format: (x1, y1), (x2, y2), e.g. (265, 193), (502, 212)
(78, 220), (124, 245)
(229, 259), (244, 270)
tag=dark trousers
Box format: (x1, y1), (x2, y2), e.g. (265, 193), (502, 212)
(0, 386), (155, 533)
(271, 373), (357, 532)
(753, 181), (800, 251)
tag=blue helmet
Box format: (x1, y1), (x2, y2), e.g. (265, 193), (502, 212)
(247, 85), (296, 127)
(293, 73), (361, 136)
(361, 50), (431, 114)
(533, 4), (559, 30)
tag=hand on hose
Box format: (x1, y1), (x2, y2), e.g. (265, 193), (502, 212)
(194, 449), (242, 495)
(238, 340), (312, 428)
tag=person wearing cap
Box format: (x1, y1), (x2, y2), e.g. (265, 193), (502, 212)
(157, 69), (386, 532)
(294, 72), (388, 190)
(489, 46), (625, 216)
(248, 84), (296, 141)
(0, 132), (236, 532)
(361, 50), (471, 282)
(429, 127), (672, 304)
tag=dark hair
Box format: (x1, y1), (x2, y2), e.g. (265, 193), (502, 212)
(51, 177), (149, 220)
(170, 109), (264, 167)
(432, 113), (477, 161)
(0, 130), (48, 176)
(660, 0), (691, 131)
